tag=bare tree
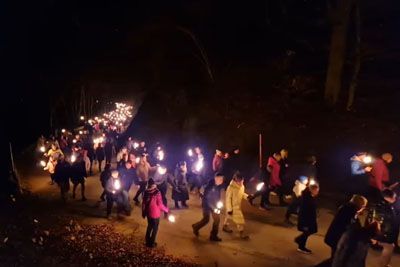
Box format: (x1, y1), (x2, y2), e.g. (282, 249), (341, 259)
(346, 0), (361, 111)
(324, 0), (356, 106)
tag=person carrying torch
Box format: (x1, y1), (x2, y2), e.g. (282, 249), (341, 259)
(192, 173), (225, 242)
(142, 178), (169, 248)
(105, 170), (131, 219)
(222, 171), (251, 239)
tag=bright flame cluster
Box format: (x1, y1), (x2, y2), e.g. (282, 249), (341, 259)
(102, 103), (133, 127)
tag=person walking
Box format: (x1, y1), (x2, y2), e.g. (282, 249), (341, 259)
(294, 183), (320, 254)
(53, 157), (71, 203)
(133, 155), (156, 205)
(222, 172), (251, 239)
(192, 173), (224, 242)
(172, 161), (190, 209)
(70, 155), (87, 201)
(95, 143), (105, 173)
(142, 178), (169, 248)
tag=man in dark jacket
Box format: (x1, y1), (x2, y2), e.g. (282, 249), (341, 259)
(105, 170), (131, 218)
(95, 143), (106, 173)
(53, 157), (71, 203)
(332, 222), (380, 267)
(119, 160), (137, 197)
(70, 156), (87, 201)
(295, 184), (319, 254)
(99, 163), (111, 201)
(322, 195), (367, 264)
(370, 189), (398, 267)
(192, 173), (224, 242)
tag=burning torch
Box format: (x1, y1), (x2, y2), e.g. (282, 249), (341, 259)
(187, 149), (193, 157)
(156, 147), (165, 161)
(157, 165), (167, 175)
(256, 182), (265, 191)
(214, 201), (224, 214)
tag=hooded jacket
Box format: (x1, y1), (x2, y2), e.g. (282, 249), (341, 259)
(142, 186), (169, 219)
(225, 180), (248, 225)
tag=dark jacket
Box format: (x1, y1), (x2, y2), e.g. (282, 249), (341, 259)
(325, 203), (360, 249)
(100, 169), (111, 188)
(371, 200), (398, 243)
(54, 161), (71, 184)
(202, 180), (223, 210)
(120, 167), (137, 191)
(332, 225), (374, 267)
(95, 146), (105, 161)
(297, 188), (318, 234)
(70, 160), (86, 183)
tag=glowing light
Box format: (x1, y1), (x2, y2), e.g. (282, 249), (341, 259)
(133, 142), (139, 149)
(256, 182), (265, 191)
(61, 129), (66, 133)
(309, 179), (317, 186)
(216, 201), (223, 209)
(80, 116), (85, 121)
(135, 157), (140, 164)
(79, 131), (83, 135)
(157, 166), (167, 175)
(187, 149), (193, 157)
(71, 154), (76, 163)
(213, 208), (221, 214)
(363, 156), (372, 164)
(195, 159), (204, 172)
(168, 214), (176, 223)
(40, 160), (46, 167)
(40, 146), (46, 153)
(113, 179), (121, 190)
(72, 139), (77, 144)
(157, 150), (165, 161)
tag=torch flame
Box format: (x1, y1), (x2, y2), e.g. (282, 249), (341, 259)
(216, 201), (223, 209)
(113, 179), (121, 190)
(157, 166), (167, 175)
(40, 160), (46, 167)
(256, 182), (265, 191)
(168, 214), (176, 223)
(187, 149), (193, 157)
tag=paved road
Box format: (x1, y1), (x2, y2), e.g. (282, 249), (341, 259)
(23, 168), (400, 267)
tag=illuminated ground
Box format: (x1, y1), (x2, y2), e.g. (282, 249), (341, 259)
(23, 167), (400, 267)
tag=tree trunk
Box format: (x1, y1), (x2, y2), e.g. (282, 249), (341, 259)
(346, 1), (361, 111)
(324, 0), (354, 106)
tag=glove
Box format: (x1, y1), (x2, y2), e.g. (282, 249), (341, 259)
(227, 211), (233, 216)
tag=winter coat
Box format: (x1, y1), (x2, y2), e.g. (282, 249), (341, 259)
(350, 156), (366, 176)
(325, 203), (360, 249)
(47, 148), (64, 161)
(95, 147), (105, 161)
(297, 188), (318, 234)
(136, 162), (153, 182)
(268, 156), (281, 187)
(54, 161), (71, 184)
(202, 179), (223, 210)
(142, 186), (169, 219)
(120, 167), (137, 191)
(225, 180), (248, 225)
(172, 168), (189, 201)
(70, 160), (86, 183)
(369, 158), (389, 190)
(332, 225), (373, 267)
(293, 180), (307, 198)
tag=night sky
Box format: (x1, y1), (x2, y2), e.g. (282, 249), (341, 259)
(2, 1), (400, 156)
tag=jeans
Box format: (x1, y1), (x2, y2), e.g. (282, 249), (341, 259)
(146, 218), (160, 246)
(133, 181), (147, 202)
(193, 208), (221, 237)
(295, 231), (311, 249)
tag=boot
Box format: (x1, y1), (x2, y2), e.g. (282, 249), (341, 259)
(222, 225), (233, 233)
(240, 231), (249, 240)
(210, 235), (222, 242)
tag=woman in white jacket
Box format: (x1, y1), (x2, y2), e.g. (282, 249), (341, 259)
(222, 172), (251, 239)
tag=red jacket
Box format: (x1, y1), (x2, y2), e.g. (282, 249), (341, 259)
(268, 156), (282, 187)
(212, 154), (223, 172)
(369, 158), (389, 190)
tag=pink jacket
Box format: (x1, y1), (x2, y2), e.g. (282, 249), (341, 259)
(268, 156), (282, 187)
(142, 187), (169, 219)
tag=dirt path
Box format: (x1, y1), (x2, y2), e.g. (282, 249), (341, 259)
(23, 168), (400, 267)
